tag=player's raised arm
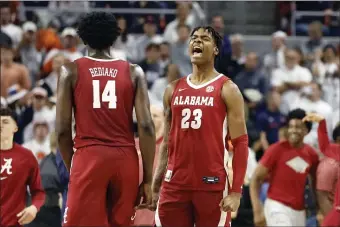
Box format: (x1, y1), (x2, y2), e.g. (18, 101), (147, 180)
(56, 63), (76, 172)
(133, 64), (156, 185)
(220, 80), (248, 211)
(149, 82), (174, 211)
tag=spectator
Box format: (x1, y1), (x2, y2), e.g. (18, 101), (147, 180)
(263, 31), (287, 77)
(39, 54), (66, 97)
(36, 20), (62, 53)
(130, 1), (162, 33)
(312, 44), (339, 83)
(114, 17), (135, 61)
(0, 2), (22, 48)
(132, 16), (163, 63)
(48, 1), (89, 28)
(271, 49), (312, 115)
(323, 70), (340, 116)
(23, 120), (50, 163)
(138, 43), (162, 89)
(301, 21), (327, 66)
(170, 24), (192, 77)
(28, 132), (63, 227)
(21, 87), (55, 143)
(42, 27), (83, 76)
(163, 2), (205, 43)
(17, 21), (42, 85)
(291, 82), (333, 150)
(150, 64), (180, 103)
(255, 91), (286, 151)
(293, 46), (307, 67)
(211, 14), (231, 56)
(159, 41), (171, 74)
(234, 52), (268, 106)
(1, 41), (31, 97)
(226, 33), (246, 80)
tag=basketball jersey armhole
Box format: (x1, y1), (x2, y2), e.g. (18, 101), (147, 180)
(73, 59), (81, 93)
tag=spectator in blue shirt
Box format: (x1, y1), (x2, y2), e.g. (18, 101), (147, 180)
(256, 91), (286, 151)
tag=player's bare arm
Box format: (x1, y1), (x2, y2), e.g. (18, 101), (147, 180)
(149, 82), (176, 211)
(220, 80), (248, 212)
(250, 164), (268, 227)
(132, 64), (156, 184)
(56, 62), (77, 172)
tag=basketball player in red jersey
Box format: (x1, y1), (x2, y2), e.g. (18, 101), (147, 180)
(56, 12), (156, 226)
(0, 107), (45, 226)
(150, 26), (249, 227)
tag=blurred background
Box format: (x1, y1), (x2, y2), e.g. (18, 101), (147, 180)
(0, 1), (339, 227)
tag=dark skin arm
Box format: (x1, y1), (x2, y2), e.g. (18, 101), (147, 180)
(131, 64), (156, 184)
(219, 80), (248, 211)
(316, 190), (333, 215)
(149, 81), (176, 211)
(56, 62), (77, 172)
(250, 164), (268, 227)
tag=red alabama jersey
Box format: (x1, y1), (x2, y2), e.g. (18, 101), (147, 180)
(73, 56), (135, 149)
(164, 74), (230, 191)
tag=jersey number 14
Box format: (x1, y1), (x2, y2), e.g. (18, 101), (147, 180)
(92, 80), (117, 109)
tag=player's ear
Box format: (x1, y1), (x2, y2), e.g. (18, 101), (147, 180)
(214, 47), (219, 56)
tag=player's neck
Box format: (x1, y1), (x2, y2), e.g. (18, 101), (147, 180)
(87, 48), (112, 59)
(0, 138), (14, 150)
(192, 63), (218, 83)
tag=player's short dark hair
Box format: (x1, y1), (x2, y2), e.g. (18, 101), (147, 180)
(145, 43), (160, 52)
(77, 12), (121, 50)
(287, 108), (312, 133)
(0, 107), (16, 120)
(333, 123), (340, 141)
(190, 26), (223, 52)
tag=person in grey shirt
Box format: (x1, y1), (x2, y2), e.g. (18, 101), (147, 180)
(171, 24), (192, 77)
(132, 16), (163, 63)
(17, 22), (42, 85)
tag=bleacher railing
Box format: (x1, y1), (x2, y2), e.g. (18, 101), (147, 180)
(290, 7), (340, 35)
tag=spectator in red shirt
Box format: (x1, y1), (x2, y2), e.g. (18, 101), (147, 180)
(250, 108), (318, 227)
(303, 113), (340, 226)
(0, 107), (45, 226)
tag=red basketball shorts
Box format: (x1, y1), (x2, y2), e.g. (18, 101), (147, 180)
(156, 187), (231, 227)
(62, 145), (139, 227)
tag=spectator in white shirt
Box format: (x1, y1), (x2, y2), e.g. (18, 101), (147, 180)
(150, 64), (180, 103)
(312, 44), (339, 83)
(23, 120), (50, 163)
(0, 2), (22, 48)
(23, 87), (55, 142)
(42, 27), (83, 75)
(271, 49), (312, 115)
(263, 31), (287, 77)
(290, 82), (333, 150)
(114, 16), (135, 61)
(163, 2), (205, 44)
(132, 16), (163, 63)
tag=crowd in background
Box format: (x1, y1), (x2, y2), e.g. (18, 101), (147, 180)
(1, 1), (339, 227)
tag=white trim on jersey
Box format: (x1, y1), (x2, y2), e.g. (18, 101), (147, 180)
(155, 201), (162, 227)
(186, 73), (224, 89)
(217, 117), (230, 227)
(84, 56), (120, 62)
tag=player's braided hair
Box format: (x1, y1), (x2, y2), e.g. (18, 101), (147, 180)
(190, 26), (223, 53)
(287, 108), (312, 133)
(77, 12), (121, 50)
